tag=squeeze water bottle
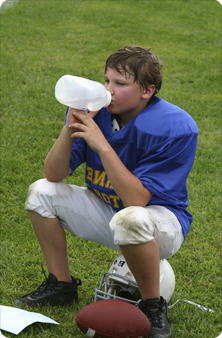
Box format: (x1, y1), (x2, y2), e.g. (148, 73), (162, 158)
(55, 75), (111, 111)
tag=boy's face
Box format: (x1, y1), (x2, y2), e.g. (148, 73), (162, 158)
(104, 66), (153, 125)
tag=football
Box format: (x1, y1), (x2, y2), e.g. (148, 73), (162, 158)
(76, 299), (150, 338)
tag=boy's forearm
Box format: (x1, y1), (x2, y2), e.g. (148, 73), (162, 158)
(44, 126), (75, 182)
(98, 145), (153, 207)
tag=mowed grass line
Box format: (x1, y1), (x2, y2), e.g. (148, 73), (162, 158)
(0, 0), (221, 337)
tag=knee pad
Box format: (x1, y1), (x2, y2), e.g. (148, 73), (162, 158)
(109, 206), (154, 245)
(25, 179), (64, 218)
(27, 179), (59, 197)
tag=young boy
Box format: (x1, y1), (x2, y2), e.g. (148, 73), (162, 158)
(15, 46), (198, 338)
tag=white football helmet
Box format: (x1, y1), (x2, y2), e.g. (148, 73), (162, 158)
(94, 254), (175, 304)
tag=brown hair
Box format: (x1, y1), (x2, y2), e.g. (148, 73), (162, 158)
(105, 46), (162, 95)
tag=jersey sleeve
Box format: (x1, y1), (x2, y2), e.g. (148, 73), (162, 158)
(133, 133), (198, 204)
(69, 138), (87, 173)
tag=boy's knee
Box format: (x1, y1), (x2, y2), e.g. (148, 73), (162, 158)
(27, 179), (58, 197)
(109, 206), (154, 245)
(25, 179), (65, 217)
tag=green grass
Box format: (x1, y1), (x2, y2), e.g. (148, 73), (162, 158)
(0, 0), (221, 337)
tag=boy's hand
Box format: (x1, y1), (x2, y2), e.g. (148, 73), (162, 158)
(65, 107), (99, 136)
(69, 110), (109, 153)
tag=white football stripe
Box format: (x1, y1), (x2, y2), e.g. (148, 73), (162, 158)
(85, 328), (96, 337)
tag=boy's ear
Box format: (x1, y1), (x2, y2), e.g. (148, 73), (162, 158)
(142, 84), (156, 99)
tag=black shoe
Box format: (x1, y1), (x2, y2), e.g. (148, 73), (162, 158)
(14, 271), (82, 307)
(138, 297), (172, 338)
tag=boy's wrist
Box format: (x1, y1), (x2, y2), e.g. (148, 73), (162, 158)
(63, 125), (77, 141)
(97, 142), (113, 158)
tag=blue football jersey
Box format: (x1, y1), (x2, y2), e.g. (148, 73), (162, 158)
(66, 96), (198, 238)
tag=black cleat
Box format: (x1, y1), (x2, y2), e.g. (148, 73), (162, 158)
(138, 297), (172, 338)
(14, 272), (82, 307)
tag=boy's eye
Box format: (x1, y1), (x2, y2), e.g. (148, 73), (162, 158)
(104, 79), (126, 86)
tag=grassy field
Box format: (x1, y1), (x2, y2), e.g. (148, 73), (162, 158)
(0, 0), (221, 337)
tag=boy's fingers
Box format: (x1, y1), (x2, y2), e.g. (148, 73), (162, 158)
(69, 107), (99, 117)
(72, 109), (100, 120)
(68, 107), (80, 113)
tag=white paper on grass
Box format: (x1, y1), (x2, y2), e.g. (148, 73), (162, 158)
(0, 305), (59, 335)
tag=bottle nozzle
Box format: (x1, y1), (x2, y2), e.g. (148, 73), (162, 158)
(104, 91), (112, 107)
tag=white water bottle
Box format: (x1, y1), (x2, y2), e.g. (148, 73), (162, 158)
(55, 75), (111, 111)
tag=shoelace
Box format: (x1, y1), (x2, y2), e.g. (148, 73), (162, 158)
(21, 266), (59, 299)
(20, 266), (81, 300)
(31, 280), (55, 298)
(138, 300), (164, 328)
(146, 306), (163, 328)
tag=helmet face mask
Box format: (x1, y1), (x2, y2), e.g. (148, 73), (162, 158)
(94, 254), (175, 305)
(96, 271), (141, 304)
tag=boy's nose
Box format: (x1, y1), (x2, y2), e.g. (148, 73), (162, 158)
(105, 83), (114, 96)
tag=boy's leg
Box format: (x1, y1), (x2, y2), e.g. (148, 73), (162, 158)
(29, 211), (71, 282)
(109, 205), (184, 299)
(119, 239), (160, 301)
(15, 212), (81, 307)
(15, 178), (117, 307)
(109, 205), (184, 338)
(25, 179), (117, 249)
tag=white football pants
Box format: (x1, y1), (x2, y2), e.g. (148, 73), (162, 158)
(25, 179), (184, 259)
